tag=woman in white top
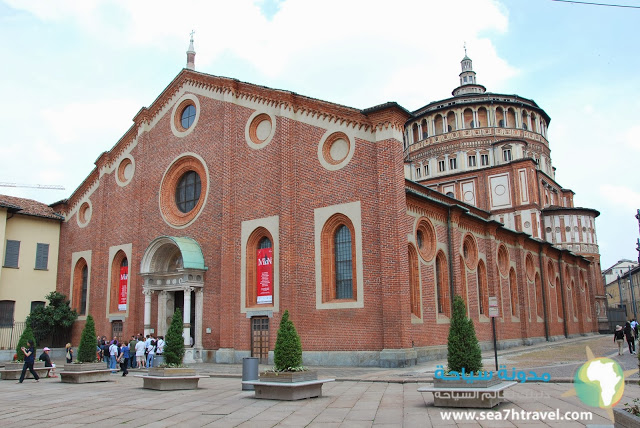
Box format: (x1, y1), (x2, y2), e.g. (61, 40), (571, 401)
(146, 340), (156, 368)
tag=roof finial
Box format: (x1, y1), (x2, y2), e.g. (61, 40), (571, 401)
(464, 42), (467, 57)
(186, 30), (196, 71)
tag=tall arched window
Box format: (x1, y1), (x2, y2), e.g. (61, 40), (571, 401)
(535, 273), (543, 318)
(408, 244), (420, 317)
(436, 252), (449, 316)
(555, 278), (562, 319)
(335, 225), (353, 299)
(110, 251), (128, 313)
(509, 268), (518, 317)
(477, 260), (488, 315)
(321, 214), (357, 302)
(73, 258), (89, 315)
(246, 228), (274, 308)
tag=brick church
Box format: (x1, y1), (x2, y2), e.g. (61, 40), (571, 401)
(51, 38), (605, 367)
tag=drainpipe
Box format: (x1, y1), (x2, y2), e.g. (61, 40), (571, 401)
(538, 243), (550, 341)
(558, 253), (569, 338)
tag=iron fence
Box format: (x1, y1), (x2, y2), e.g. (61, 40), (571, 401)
(0, 322), (71, 350)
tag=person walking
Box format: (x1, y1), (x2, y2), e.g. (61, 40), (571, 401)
(109, 340), (119, 372)
(38, 347), (56, 378)
(624, 322), (636, 354)
(65, 343), (74, 363)
(17, 340), (40, 383)
(614, 325), (625, 355)
(129, 336), (137, 369)
(118, 342), (130, 376)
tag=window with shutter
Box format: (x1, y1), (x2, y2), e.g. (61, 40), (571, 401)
(3, 240), (20, 268)
(0, 300), (15, 326)
(35, 243), (49, 270)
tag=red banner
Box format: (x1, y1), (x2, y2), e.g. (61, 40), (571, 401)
(256, 248), (273, 304)
(118, 265), (128, 311)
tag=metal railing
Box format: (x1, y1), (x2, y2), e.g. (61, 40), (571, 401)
(0, 322), (71, 350)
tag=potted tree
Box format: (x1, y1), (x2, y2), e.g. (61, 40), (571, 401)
(60, 315), (112, 383)
(247, 310), (334, 400)
(140, 309), (204, 390)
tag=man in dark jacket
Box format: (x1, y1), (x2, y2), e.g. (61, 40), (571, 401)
(624, 322), (636, 354)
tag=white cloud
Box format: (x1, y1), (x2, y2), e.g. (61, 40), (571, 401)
(599, 184), (640, 211)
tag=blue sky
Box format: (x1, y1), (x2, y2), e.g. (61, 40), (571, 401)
(0, 0), (638, 269)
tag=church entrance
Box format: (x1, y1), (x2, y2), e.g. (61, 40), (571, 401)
(251, 316), (269, 364)
(174, 289), (196, 346)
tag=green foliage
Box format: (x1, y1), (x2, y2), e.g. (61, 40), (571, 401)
(164, 308), (185, 366)
(77, 315), (98, 363)
(15, 325), (36, 362)
(274, 310), (303, 371)
(447, 295), (483, 374)
(27, 291), (78, 344)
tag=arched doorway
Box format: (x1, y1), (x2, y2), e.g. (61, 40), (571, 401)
(140, 236), (207, 363)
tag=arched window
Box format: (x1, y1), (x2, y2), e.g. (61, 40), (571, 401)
(555, 278), (562, 319)
(73, 258), (89, 315)
(434, 114), (444, 135)
(477, 107), (488, 127)
(477, 260), (488, 315)
(463, 108), (474, 129)
(246, 228), (275, 308)
(421, 119), (429, 139)
(436, 252), (449, 316)
(412, 123), (419, 142)
(447, 111), (456, 132)
(408, 244), (421, 317)
(535, 273), (543, 318)
(321, 214), (357, 302)
(110, 251), (128, 313)
(509, 268), (518, 317)
(175, 170), (201, 213)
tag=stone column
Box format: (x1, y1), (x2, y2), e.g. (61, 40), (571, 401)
(158, 291), (168, 336)
(195, 288), (204, 349)
(142, 288), (154, 336)
(182, 286), (194, 346)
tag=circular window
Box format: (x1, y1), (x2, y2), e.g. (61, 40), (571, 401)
(497, 244), (509, 277)
(171, 94), (201, 138)
(462, 234), (478, 270)
(415, 218), (436, 261)
(318, 130), (354, 171)
(77, 201), (92, 228)
(246, 111), (276, 149)
(159, 154), (209, 228)
(175, 171), (201, 213)
(116, 156), (135, 187)
(181, 105), (196, 129)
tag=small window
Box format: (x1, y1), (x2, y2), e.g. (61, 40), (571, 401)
(81, 265), (88, 316)
(335, 225), (353, 299)
(175, 171), (202, 213)
(468, 155), (477, 167)
(423, 165), (429, 176)
(480, 154), (489, 166)
(3, 240), (20, 268)
(181, 104), (196, 129)
(415, 168), (421, 179)
(446, 191), (454, 197)
(503, 149), (512, 162)
(422, 130), (429, 139)
(0, 300), (15, 326)
(463, 76), (467, 82)
(522, 122), (528, 131)
(438, 160), (446, 172)
(30, 301), (45, 313)
(498, 119), (505, 128)
(449, 158), (457, 170)
(469, 120), (476, 129)
(35, 243), (49, 270)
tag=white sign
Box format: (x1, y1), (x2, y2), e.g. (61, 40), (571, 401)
(488, 296), (499, 318)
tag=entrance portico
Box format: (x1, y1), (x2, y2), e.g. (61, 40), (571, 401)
(140, 236), (207, 363)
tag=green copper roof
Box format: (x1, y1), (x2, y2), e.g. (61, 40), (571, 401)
(168, 236), (207, 270)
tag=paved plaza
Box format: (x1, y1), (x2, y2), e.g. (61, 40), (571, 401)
(0, 335), (638, 427)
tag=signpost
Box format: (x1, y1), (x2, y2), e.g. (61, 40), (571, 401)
(489, 296), (499, 370)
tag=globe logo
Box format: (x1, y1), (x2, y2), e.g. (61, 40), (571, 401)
(574, 358), (624, 409)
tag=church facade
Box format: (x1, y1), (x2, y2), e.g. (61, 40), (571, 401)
(51, 44), (604, 367)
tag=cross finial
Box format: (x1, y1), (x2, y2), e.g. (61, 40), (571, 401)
(190, 30), (195, 42)
(464, 42), (467, 56)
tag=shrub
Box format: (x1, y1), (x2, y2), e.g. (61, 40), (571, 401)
(164, 308), (185, 366)
(274, 310), (303, 371)
(27, 291), (77, 344)
(15, 325), (36, 362)
(77, 315), (98, 363)
(447, 295), (482, 374)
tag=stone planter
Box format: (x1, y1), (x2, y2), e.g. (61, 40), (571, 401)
(258, 370), (318, 383)
(60, 362), (112, 384)
(4, 361), (45, 370)
(139, 367), (206, 390)
(614, 407), (640, 428)
(0, 362), (51, 380)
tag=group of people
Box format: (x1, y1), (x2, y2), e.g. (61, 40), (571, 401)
(613, 319), (639, 355)
(96, 334), (165, 376)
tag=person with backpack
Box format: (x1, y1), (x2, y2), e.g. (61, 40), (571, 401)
(614, 325), (625, 355)
(624, 322), (636, 354)
(146, 339), (156, 368)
